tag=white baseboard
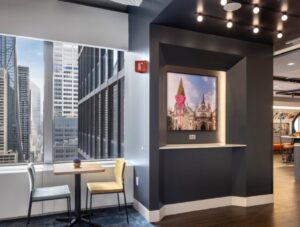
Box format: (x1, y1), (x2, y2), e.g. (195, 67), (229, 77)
(134, 194), (273, 223)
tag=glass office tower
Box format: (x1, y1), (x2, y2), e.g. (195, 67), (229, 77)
(0, 36), (22, 162)
(78, 47), (125, 160)
(30, 81), (42, 162)
(18, 66), (31, 160)
(52, 43), (79, 161)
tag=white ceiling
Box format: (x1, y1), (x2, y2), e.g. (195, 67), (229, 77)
(274, 80), (300, 91)
(274, 49), (300, 79)
(274, 49), (300, 97)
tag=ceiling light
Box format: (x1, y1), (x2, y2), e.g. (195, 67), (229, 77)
(277, 31), (283, 39)
(253, 26), (259, 34)
(226, 21), (233, 28)
(281, 13), (288, 21)
(288, 62), (295, 66)
(253, 5), (260, 14)
(197, 14), (204, 22)
(224, 2), (242, 12)
(220, 0), (227, 6)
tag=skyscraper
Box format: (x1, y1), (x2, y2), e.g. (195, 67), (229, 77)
(78, 47), (125, 160)
(30, 81), (42, 162)
(0, 68), (7, 153)
(52, 42), (79, 161)
(0, 68), (17, 163)
(0, 36), (22, 160)
(53, 43), (78, 117)
(18, 66), (31, 160)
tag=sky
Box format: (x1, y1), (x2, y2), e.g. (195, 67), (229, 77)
(167, 72), (216, 111)
(16, 37), (44, 107)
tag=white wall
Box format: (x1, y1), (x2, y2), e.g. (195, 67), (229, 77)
(124, 52), (150, 206)
(0, 163), (133, 220)
(0, 0), (128, 50)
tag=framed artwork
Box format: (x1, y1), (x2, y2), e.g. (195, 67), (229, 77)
(167, 72), (217, 131)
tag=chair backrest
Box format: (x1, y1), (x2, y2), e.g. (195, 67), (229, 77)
(114, 159), (126, 187)
(27, 163), (36, 192)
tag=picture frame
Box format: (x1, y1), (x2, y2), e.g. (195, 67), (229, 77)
(167, 71), (218, 131)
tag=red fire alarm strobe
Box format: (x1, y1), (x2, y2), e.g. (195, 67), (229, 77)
(135, 60), (148, 73)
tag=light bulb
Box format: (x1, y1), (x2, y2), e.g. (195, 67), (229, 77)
(253, 26), (259, 34)
(281, 13), (288, 21)
(220, 0), (227, 6)
(277, 32), (283, 39)
(197, 14), (203, 22)
(253, 6), (260, 14)
(227, 21), (233, 28)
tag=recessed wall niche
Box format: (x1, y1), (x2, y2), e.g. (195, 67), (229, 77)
(157, 43), (245, 146)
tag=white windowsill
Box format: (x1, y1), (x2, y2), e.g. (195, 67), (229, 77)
(0, 160), (133, 174)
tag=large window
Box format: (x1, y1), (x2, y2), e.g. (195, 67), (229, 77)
(0, 35), (44, 164)
(0, 34), (125, 164)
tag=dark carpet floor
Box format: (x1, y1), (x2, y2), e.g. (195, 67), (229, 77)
(0, 206), (153, 227)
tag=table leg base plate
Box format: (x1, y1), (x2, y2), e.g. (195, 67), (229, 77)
(66, 217), (102, 227)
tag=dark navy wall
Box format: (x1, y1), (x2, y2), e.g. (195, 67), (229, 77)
(128, 1), (273, 211)
(160, 147), (233, 204)
(150, 24), (273, 207)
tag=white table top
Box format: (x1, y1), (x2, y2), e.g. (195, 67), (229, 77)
(53, 162), (105, 175)
(159, 143), (246, 150)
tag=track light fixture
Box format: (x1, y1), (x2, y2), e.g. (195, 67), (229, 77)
(220, 0), (227, 6)
(253, 26), (259, 34)
(197, 14), (204, 22)
(253, 5), (260, 14)
(281, 13), (288, 21)
(226, 20), (233, 28)
(198, 3), (292, 38)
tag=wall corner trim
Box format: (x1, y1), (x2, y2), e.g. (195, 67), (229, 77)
(134, 194), (273, 223)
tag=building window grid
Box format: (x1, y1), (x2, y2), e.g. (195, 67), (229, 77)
(78, 46), (124, 160)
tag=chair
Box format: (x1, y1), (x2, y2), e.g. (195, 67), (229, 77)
(26, 163), (71, 226)
(86, 159), (129, 223)
(282, 143), (294, 163)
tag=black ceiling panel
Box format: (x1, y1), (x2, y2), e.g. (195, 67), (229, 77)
(153, 0), (300, 46)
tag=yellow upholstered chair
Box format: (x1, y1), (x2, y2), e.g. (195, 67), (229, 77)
(86, 159), (128, 223)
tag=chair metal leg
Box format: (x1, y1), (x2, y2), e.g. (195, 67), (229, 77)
(89, 194), (93, 224)
(123, 191), (129, 224)
(67, 197), (71, 223)
(26, 196), (32, 227)
(86, 187), (88, 213)
(117, 193), (121, 211)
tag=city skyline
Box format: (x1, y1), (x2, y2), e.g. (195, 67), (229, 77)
(0, 33), (124, 163)
(0, 36), (22, 160)
(0, 35), (44, 163)
(16, 37), (44, 117)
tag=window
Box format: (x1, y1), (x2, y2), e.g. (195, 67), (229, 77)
(0, 34), (125, 165)
(0, 35), (44, 164)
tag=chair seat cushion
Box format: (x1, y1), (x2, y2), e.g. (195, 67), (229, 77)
(32, 185), (70, 201)
(87, 182), (123, 194)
